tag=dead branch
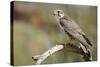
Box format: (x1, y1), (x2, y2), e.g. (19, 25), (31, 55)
(32, 43), (92, 65)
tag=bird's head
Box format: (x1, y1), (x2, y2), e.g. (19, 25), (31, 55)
(53, 9), (64, 19)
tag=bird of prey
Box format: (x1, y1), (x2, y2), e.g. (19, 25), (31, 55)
(53, 9), (92, 60)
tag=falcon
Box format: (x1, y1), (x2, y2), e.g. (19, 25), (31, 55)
(53, 9), (92, 60)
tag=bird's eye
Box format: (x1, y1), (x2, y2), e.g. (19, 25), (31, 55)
(57, 11), (60, 13)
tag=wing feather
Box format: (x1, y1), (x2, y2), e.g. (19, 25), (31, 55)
(60, 17), (92, 46)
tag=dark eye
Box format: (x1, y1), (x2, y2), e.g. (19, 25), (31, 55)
(57, 11), (60, 13)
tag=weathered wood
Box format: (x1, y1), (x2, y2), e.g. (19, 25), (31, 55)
(32, 43), (92, 65)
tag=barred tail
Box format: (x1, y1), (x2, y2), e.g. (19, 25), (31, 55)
(79, 43), (92, 61)
(82, 34), (92, 46)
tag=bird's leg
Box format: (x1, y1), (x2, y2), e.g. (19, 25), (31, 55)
(68, 37), (76, 47)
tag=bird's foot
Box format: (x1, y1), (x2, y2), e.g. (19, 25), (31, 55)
(68, 43), (74, 47)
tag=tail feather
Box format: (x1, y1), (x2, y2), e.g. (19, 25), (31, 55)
(79, 43), (92, 61)
(82, 34), (92, 46)
(79, 43), (87, 53)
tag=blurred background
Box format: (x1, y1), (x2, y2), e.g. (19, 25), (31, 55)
(12, 1), (97, 66)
